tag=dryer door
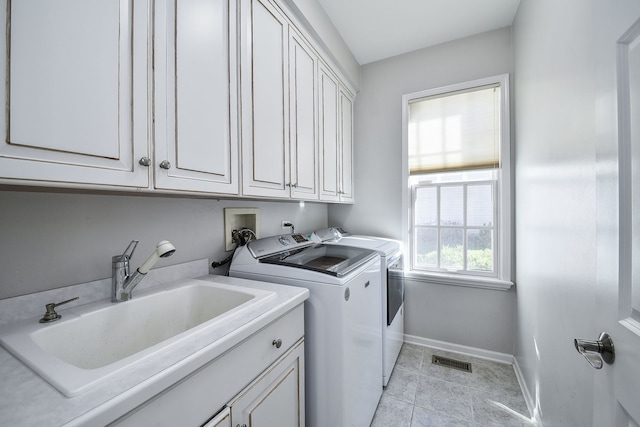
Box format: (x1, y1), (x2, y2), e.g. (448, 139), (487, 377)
(387, 254), (404, 326)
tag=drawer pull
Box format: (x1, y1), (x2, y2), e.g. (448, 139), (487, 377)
(272, 339), (282, 349)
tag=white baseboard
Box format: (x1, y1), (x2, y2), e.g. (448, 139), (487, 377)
(403, 333), (543, 426)
(512, 358), (543, 426)
(403, 333), (514, 364)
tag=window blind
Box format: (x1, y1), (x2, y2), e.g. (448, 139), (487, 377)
(408, 84), (501, 175)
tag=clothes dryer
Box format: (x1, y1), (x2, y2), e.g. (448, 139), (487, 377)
(311, 227), (404, 387)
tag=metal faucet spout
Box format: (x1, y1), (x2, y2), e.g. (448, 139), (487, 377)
(112, 240), (176, 302)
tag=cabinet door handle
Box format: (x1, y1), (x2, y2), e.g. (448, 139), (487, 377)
(138, 157), (151, 167)
(159, 160), (171, 170)
(272, 339), (282, 349)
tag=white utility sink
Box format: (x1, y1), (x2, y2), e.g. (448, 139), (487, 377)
(0, 279), (275, 397)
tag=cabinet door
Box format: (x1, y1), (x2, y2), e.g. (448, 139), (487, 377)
(338, 89), (354, 203)
(202, 407), (231, 427)
(240, 0), (290, 198)
(229, 340), (304, 427)
(318, 64), (339, 202)
(289, 30), (318, 200)
(0, 0), (150, 188)
(154, 0), (239, 194)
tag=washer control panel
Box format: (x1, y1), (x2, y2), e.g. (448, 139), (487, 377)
(248, 233), (311, 258)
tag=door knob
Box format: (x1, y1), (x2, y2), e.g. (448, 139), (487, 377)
(574, 332), (614, 369)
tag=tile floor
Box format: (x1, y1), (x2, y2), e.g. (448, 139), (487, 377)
(371, 344), (534, 427)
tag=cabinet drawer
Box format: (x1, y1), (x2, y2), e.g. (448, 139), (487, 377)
(111, 304), (304, 427)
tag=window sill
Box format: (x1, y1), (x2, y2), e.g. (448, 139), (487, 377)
(404, 271), (514, 291)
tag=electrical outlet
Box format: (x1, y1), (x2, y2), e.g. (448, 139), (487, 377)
(281, 220), (292, 228)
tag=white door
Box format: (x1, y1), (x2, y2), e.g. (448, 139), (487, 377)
(289, 29), (319, 200)
(594, 3), (640, 426)
(229, 341), (304, 427)
(0, 0), (150, 188)
(202, 407), (231, 427)
(338, 89), (354, 203)
(240, 0), (290, 198)
(154, 0), (239, 195)
(318, 64), (339, 201)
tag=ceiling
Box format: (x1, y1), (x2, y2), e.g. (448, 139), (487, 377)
(316, 0), (521, 65)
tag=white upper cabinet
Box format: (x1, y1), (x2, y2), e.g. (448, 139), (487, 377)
(338, 88), (354, 203)
(240, 0), (291, 198)
(154, 0), (239, 194)
(0, 0), (150, 188)
(318, 64), (340, 202)
(0, 0), (354, 202)
(289, 30), (319, 200)
(318, 62), (355, 203)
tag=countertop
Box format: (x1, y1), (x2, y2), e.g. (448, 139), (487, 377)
(0, 274), (309, 426)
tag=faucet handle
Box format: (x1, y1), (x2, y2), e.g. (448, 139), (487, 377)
(114, 240), (139, 263)
(39, 297), (79, 323)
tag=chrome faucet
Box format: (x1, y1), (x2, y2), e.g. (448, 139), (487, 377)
(112, 240), (176, 302)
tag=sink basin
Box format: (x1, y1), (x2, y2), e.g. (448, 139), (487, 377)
(0, 279), (275, 397)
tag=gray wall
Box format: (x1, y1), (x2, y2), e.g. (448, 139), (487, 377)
(329, 27), (513, 240)
(328, 27), (516, 355)
(0, 190), (327, 300)
(282, 0), (360, 89)
(512, 0), (598, 424)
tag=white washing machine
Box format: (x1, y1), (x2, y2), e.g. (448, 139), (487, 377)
(229, 233), (383, 427)
(311, 227), (404, 387)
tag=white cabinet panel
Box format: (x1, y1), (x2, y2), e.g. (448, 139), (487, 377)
(241, 0), (290, 197)
(318, 65), (339, 201)
(202, 407), (231, 427)
(318, 63), (354, 203)
(0, 0), (150, 188)
(339, 89), (354, 203)
(229, 340), (304, 427)
(154, 0), (239, 194)
(289, 31), (318, 200)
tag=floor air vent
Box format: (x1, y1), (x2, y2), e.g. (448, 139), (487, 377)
(431, 355), (472, 373)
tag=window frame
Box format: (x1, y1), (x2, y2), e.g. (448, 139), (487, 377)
(401, 75), (513, 290)
(411, 175), (498, 276)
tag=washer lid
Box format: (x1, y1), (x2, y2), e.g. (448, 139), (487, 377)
(259, 244), (378, 277)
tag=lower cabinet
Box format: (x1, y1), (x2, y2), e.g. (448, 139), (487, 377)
(228, 340), (304, 427)
(110, 305), (304, 427)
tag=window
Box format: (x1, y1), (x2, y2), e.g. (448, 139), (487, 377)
(401, 75), (512, 289)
